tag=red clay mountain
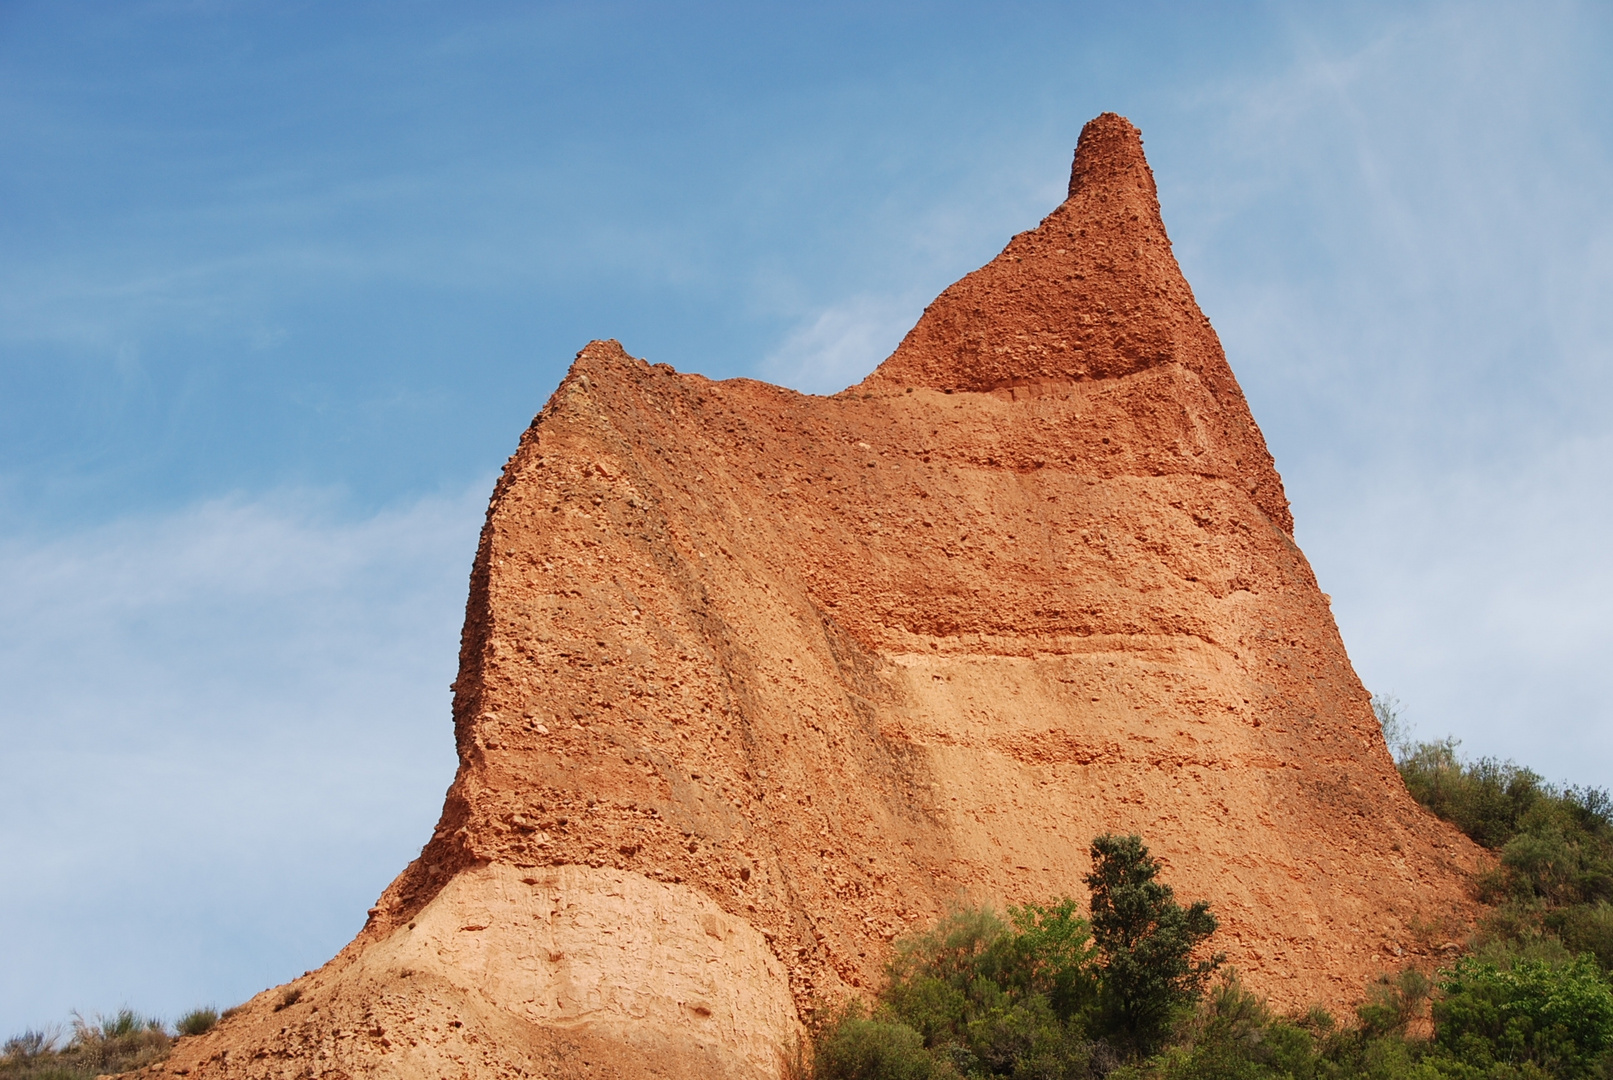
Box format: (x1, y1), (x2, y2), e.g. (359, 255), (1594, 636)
(140, 113), (1481, 1080)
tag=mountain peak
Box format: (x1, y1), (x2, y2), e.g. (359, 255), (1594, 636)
(1068, 111), (1157, 203)
(865, 111), (1217, 401)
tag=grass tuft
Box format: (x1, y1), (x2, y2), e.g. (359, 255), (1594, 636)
(176, 1008), (218, 1038)
(2, 1004), (229, 1079)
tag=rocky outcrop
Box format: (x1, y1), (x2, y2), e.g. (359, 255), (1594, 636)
(143, 114), (1481, 1080)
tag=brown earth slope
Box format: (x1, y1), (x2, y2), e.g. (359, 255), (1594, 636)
(142, 114), (1481, 1080)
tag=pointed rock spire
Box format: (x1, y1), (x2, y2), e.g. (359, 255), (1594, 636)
(864, 112), (1226, 398)
(1067, 110), (1160, 205)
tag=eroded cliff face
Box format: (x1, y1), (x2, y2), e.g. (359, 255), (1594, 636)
(143, 114), (1481, 1080)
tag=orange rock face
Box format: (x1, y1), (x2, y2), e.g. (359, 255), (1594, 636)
(144, 114), (1481, 1080)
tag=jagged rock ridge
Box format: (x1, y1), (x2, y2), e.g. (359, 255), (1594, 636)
(142, 113), (1480, 1080)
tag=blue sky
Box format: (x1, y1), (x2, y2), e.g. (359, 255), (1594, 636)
(3, 0), (1611, 1037)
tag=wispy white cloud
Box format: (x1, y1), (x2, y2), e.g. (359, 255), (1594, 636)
(0, 488), (484, 1032)
(1309, 435), (1613, 784)
(1166, 2), (1613, 784)
(758, 293), (925, 395)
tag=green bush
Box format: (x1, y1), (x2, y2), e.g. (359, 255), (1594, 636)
(1434, 953), (1613, 1078)
(1390, 729), (1613, 978)
(1554, 902), (1613, 971)
(0, 1007), (220, 1079)
(1087, 834), (1223, 1057)
(856, 901), (1095, 1078)
(815, 1008), (955, 1080)
(1355, 969), (1432, 1039)
(1396, 739), (1549, 850)
(813, 833), (1223, 1078)
(1146, 977), (1313, 1080)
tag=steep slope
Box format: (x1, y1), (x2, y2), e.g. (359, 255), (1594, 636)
(142, 114), (1481, 1080)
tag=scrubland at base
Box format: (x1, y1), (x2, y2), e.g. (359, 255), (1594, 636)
(133, 114), (1483, 1079)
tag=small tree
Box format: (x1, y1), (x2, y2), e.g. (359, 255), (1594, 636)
(1085, 833), (1222, 1056)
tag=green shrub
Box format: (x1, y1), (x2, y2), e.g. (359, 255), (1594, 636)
(874, 901), (1095, 1077)
(1396, 739), (1548, 850)
(1434, 953), (1613, 1078)
(0, 1010), (172, 1079)
(809, 832), (1235, 1077)
(1392, 731), (1613, 978)
(1151, 977), (1318, 1080)
(1554, 902), (1613, 971)
(814, 1008), (955, 1080)
(811, 833), (1225, 1077)
(1087, 834), (1223, 1058)
(82, 1009), (151, 1041)
(1356, 968), (1432, 1039)
(1373, 694), (1415, 762)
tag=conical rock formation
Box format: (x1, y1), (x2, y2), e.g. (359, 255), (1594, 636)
(141, 114), (1481, 1080)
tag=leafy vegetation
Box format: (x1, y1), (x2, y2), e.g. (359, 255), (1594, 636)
(814, 899), (1096, 1078)
(811, 823), (1613, 1079)
(1, 1010), (167, 1079)
(1121, 952), (1613, 1080)
(1434, 953), (1613, 1077)
(811, 834), (1227, 1078)
(0, 1006), (220, 1080)
(1374, 695), (1613, 973)
(1087, 833), (1223, 1057)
